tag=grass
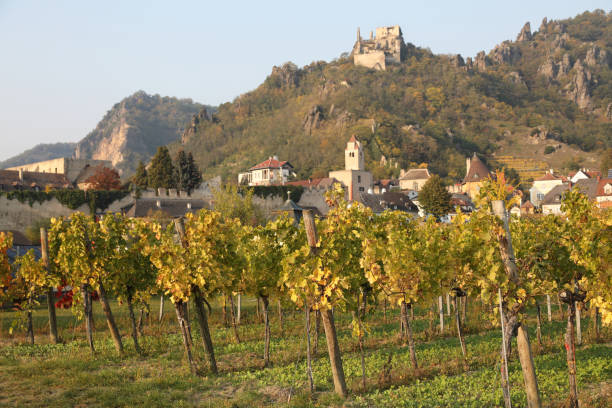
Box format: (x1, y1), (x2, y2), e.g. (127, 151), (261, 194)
(0, 297), (610, 407)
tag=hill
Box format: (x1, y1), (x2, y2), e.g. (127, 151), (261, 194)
(74, 91), (205, 177)
(175, 10), (612, 183)
(0, 142), (76, 169)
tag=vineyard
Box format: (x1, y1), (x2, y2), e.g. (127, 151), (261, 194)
(0, 177), (611, 408)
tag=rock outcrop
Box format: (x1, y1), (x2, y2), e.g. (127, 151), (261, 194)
(474, 51), (489, 71)
(517, 22), (532, 42)
(606, 103), (612, 120)
(585, 45), (610, 68)
(490, 42), (521, 65)
(270, 62), (301, 88)
(303, 105), (324, 134)
(566, 60), (593, 109)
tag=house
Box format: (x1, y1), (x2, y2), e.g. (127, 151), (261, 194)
(0, 169), (72, 192)
(529, 171), (565, 207)
(520, 200), (535, 215)
(569, 169), (601, 183)
(372, 179), (398, 194)
(359, 191), (418, 214)
(238, 156), (295, 186)
(462, 153), (491, 200)
(450, 193), (475, 213)
(329, 136), (373, 202)
(596, 178), (612, 208)
(541, 184), (570, 215)
(399, 168), (431, 191)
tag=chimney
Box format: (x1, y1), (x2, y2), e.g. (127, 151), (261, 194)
(273, 155), (278, 161)
(156, 200), (161, 208)
(186, 202), (192, 209)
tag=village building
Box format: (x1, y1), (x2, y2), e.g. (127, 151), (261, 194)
(372, 179), (398, 194)
(520, 200), (535, 215)
(399, 168), (431, 191)
(462, 153), (491, 200)
(529, 170), (565, 207)
(352, 26), (406, 70)
(237, 156), (294, 186)
(0, 169), (72, 192)
(596, 178), (612, 208)
(541, 184), (570, 215)
(359, 191), (418, 214)
(5, 158), (112, 184)
(568, 169), (601, 183)
(329, 136), (373, 202)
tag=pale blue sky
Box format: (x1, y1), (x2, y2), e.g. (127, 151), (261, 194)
(0, 1), (610, 161)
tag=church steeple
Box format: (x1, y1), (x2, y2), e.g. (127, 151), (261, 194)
(345, 135), (364, 171)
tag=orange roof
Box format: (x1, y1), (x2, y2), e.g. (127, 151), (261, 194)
(348, 135), (358, 143)
(535, 172), (561, 181)
(249, 158), (293, 171)
(597, 178), (612, 196)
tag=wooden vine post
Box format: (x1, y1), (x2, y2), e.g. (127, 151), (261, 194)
(492, 200), (541, 408)
(40, 228), (59, 344)
(174, 217), (217, 375)
(303, 210), (348, 398)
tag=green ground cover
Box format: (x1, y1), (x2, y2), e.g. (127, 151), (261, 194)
(0, 297), (610, 407)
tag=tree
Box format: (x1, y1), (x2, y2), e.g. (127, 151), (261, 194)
(175, 151), (202, 193)
(84, 166), (122, 190)
(418, 174), (452, 218)
(132, 161), (148, 189)
(148, 146), (175, 190)
(212, 184), (264, 226)
(600, 147), (612, 177)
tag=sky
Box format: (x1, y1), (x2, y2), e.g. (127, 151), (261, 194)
(0, 0), (610, 161)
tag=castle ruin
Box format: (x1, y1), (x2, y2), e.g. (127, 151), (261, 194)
(352, 25), (406, 70)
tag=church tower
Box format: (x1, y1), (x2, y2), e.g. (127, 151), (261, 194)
(345, 135), (364, 171)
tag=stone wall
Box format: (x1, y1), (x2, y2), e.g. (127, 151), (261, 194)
(354, 52), (386, 70)
(6, 158), (112, 183)
(0, 196), (91, 233)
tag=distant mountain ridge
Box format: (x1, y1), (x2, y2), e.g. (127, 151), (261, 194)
(0, 142), (76, 169)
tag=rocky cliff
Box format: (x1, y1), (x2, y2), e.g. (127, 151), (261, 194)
(74, 91), (203, 177)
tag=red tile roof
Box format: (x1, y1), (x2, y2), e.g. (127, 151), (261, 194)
(248, 158), (293, 171)
(348, 135), (358, 143)
(597, 178), (612, 196)
(535, 172), (562, 181)
(285, 177), (338, 189)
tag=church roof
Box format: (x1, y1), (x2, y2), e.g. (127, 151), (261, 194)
(463, 154), (490, 183)
(535, 172), (563, 182)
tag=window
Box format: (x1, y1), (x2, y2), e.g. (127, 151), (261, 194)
(413, 182), (418, 190)
(359, 187), (364, 192)
(537, 193), (544, 201)
(358, 175), (361, 183)
(263, 169), (268, 179)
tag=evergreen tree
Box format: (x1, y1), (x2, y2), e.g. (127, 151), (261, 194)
(418, 175), (452, 219)
(132, 161), (148, 189)
(148, 146), (175, 189)
(174, 150), (202, 193)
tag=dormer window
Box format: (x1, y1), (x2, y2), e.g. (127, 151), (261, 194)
(605, 183), (612, 195)
(473, 173), (479, 179)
